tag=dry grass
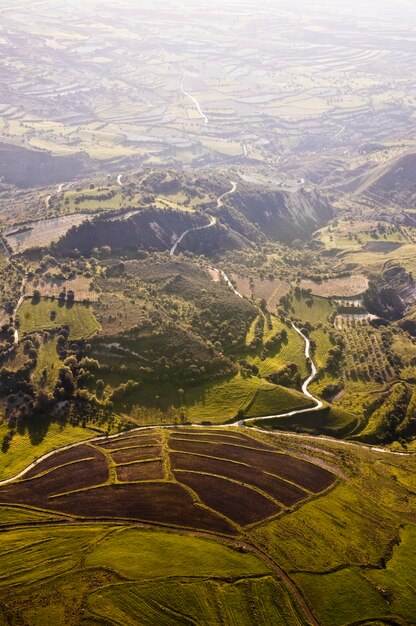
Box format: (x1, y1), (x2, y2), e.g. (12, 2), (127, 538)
(300, 275), (368, 298)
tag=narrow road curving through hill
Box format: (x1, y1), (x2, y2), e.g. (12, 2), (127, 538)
(169, 215), (217, 256)
(237, 324), (323, 427)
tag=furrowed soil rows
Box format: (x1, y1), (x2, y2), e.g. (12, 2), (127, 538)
(177, 472), (280, 525)
(23, 444), (98, 479)
(2, 482), (237, 534)
(171, 453), (308, 507)
(169, 439), (336, 493)
(98, 435), (162, 450)
(116, 461), (165, 482)
(110, 446), (162, 464)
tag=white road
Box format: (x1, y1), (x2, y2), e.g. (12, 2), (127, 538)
(170, 215), (217, 256)
(181, 77), (208, 125)
(217, 180), (237, 208)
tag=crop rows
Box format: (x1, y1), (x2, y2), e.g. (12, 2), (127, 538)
(342, 323), (395, 382)
(0, 428), (336, 533)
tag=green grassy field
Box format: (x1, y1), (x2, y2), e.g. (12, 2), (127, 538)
(246, 320), (308, 378)
(0, 431), (415, 624)
(294, 525), (416, 625)
(0, 422), (97, 481)
(32, 337), (60, 390)
(18, 298), (101, 339)
(88, 576), (308, 626)
(85, 527), (270, 579)
(253, 405), (360, 438)
(183, 375), (264, 423)
(245, 385), (314, 418)
(294, 567), (389, 626)
(290, 294), (333, 325)
(0, 524), (310, 626)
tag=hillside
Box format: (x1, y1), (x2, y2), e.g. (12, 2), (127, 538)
(353, 151), (416, 207)
(228, 184), (333, 243)
(0, 143), (92, 188)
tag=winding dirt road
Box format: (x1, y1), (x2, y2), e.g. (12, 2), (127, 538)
(169, 215), (217, 256)
(181, 77), (208, 125)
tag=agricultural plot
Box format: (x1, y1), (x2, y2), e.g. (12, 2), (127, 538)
(0, 523), (309, 626)
(4, 215), (89, 253)
(343, 322), (396, 383)
(0, 422), (99, 482)
(26, 276), (98, 302)
(230, 273), (290, 312)
(87, 576), (307, 626)
(17, 298), (101, 339)
(290, 294), (334, 325)
(300, 275), (368, 298)
(0, 428), (337, 532)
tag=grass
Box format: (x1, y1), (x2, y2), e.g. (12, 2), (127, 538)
(18, 298), (101, 339)
(87, 576), (309, 626)
(0, 505), (62, 526)
(245, 318), (308, 378)
(294, 567), (389, 626)
(0, 523), (306, 626)
(0, 525), (106, 587)
(310, 328), (333, 369)
(32, 337), (60, 390)
(245, 385), (314, 418)
(0, 432), (416, 624)
(181, 375), (266, 423)
(290, 294), (334, 325)
(181, 375), (312, 423)
(253, 479), (402, 573)
(0, 422), (97, 481)
(85, 527), (270, 579)
(367, 524), (416, 623)
(253, 405), (360, 438)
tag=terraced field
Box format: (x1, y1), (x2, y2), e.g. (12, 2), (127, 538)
(0, 429), (337, 533)
(4, 215), (89, 253)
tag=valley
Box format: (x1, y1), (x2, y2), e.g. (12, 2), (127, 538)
(1, 0), (416, 624)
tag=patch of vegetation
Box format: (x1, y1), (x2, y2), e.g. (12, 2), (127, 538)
(18, 298), (100, 340)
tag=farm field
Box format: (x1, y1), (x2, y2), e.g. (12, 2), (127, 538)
(4, 215), (89, 253)
(0, 429), (415, 624)
(231, 274), (291, 313)
(290, 294), (334, 326)
(0, 428), (336, 530)
(17, 298), (101, 339)
(2, 0), (416, 623)
(0, 522), (309, 626)
(26, 275), (98, 302)
(300, 275), (369, 297)
(0, 422), (99, 481)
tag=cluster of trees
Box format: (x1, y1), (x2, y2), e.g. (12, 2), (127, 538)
(267, 362), (301, 390)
